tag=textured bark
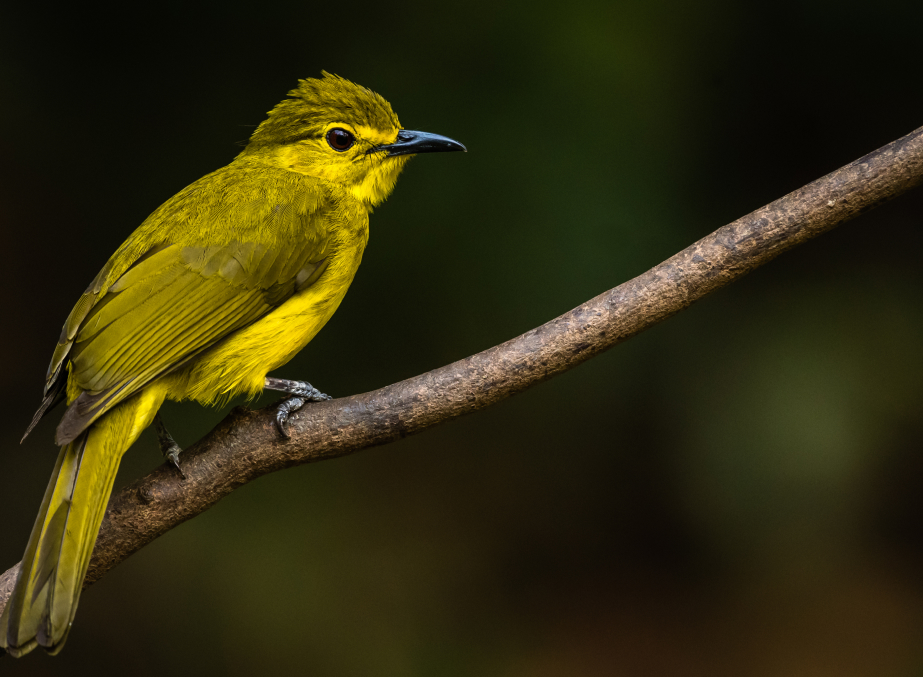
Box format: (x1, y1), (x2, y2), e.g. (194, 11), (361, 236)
(2, 124), (922, 617)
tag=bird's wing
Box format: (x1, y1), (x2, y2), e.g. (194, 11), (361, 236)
(53, 239), (329, 444)
(28, 178), (334, 445)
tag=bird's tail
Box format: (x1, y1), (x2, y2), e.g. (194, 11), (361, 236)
(0, 385), (165, 657)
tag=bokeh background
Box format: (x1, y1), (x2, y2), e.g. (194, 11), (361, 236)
(2, 0), (923, 674)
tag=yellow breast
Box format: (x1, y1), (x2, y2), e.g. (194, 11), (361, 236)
(165, 197), (370, 407)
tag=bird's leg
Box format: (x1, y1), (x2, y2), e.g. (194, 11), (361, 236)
(264, 377), (332, 438)
(154, 413), (186, 479)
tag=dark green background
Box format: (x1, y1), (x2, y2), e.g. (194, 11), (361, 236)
(2, 1), (923, 674)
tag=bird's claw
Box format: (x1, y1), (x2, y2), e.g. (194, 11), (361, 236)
(265, 378), (332, 439)
(154, 413), (186, 480)
(165, 446), (186, 480)
(297, 383), (332, 402)
(275, 396), (307, 438)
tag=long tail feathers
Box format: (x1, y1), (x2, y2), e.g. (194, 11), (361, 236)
(0, 429), (120, 656)
(0, 385), (165, 657)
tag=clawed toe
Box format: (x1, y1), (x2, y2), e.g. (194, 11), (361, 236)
(154, 413), (186, 480)
(274, 396), (306, 438)
(265, 377), (332, 438)
(264, 377), (331, 402)
(165, 447), (186, 480)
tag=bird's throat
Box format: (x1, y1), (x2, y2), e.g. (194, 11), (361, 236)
(265, 146), (409, 208)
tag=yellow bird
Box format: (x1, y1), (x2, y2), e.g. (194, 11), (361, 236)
(0, 72), (465, 657)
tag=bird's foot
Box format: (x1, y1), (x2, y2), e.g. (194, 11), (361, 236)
(264, 377), (332, 438)
(154, 413), (186, 480)
(274, 396), (307, 439)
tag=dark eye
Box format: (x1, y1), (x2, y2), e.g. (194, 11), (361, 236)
(326, 128), (355, 151)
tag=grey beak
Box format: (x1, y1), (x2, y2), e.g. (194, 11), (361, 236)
(372, 130), (467, 157)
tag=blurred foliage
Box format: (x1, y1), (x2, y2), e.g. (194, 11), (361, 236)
(2, 0), (923, 674)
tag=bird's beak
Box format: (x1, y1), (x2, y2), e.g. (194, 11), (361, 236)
(372, 130), (467, 157)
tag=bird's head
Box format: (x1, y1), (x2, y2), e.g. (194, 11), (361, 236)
(240, 72), (465, 207)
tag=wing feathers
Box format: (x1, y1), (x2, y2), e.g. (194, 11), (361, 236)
(57, 237), (324, 440)
(37, 174), (333, 442)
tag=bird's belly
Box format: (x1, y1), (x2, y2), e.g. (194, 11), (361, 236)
(165, 255), (360, 406)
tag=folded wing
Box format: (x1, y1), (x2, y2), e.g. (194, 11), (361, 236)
(26, 176), (334, 445)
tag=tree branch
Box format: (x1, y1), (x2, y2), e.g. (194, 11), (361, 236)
(2, 125), (922, 616)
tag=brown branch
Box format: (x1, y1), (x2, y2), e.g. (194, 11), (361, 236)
(2, 125), (923, 616)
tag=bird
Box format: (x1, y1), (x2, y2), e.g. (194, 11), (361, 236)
(0, 71), (465, 657)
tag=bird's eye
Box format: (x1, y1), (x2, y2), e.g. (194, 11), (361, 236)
(326, 128), (355, 152)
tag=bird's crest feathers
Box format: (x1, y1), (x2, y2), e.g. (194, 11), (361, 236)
(244, 71), (400, 151)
